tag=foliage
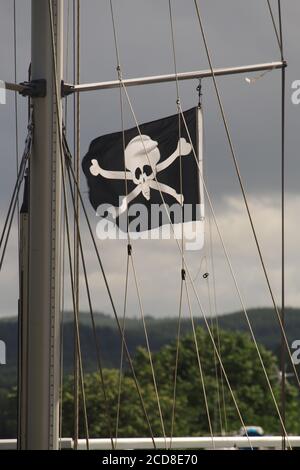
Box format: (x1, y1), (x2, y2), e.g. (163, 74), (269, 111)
(60, 327), (300, 438)
(1, 326), (299, 438)
(1, 308), (300, 379)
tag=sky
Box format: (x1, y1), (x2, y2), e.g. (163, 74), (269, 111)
(0, 0), (300, 319)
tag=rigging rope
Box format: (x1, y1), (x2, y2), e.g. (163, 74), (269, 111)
(277, 0), (287, 451)
(73, 0), (81, 450)
(192, 0), (300, 396)
(43, 0), (290, 447)
(115, 252), (130, 442)
(65, 148), (157, 447)
(130, 250), (167, 442)
(61, 174), (90, 449)
(109, 0), (167, 446)
(207, 212), (228, 434)
(203, 253), (223, 435)
(0, 116), (33, 272)
(114, 88), (130, 443)
(116, 78), (253, 447)
(185, 280), (215, 447)
(110, 42), (289, 439)
(13, 0), (20, 244)
(180, 107), (291, 448)
(266, 0), (283, 56)
(48, 0), (90, 450)
(169, 276), (184, 446)
(65, 148), (115, 449)
(107, 0), (264, 442)
(59, 0), (72, 449)
(168, 0), (214, 445)
(168, 4), (184, 438)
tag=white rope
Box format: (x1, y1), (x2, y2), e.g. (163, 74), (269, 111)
(60, 0), (71, 447)
(13, 0), (20, 244)
(202, 252), (224, 435)
(65, 148), (158, 447)
(115, 253), (130, 442)
(73, 0), (81, 449)
(48, 0), (90, 449)
(185, 280), (215, 448)
(266, 0), (283, 55)
(108, 0), (287, 447)
(167, 0), (188, 446)
(168, 0), (215, 445)
(207, 211), (227, 434)
(179, 106), (292, 448)
(130, 251), (167, 443)
(169, 278), (184, 447)
(65, 157), (116, 449)
(109, 0), (167, 446)
(118, 81), (252, 447)
(192, 0), (300, 395)
(118, 75), (294, 446)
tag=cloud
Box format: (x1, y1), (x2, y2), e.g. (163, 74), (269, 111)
(1, 1), (300, 318)
(2, 193), (298, 318)
(206, 193), (300, 312)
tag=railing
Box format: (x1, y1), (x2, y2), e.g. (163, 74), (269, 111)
(1, 436), (300, 450)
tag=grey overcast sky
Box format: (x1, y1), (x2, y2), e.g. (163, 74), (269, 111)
(0, 0), (300, 318)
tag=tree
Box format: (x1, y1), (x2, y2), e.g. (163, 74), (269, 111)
(61, 327), (300, 438)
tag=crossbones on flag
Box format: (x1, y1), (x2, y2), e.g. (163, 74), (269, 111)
(82, 107), (205, 250)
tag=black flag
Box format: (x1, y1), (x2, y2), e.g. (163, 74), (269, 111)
(82, 107), (204, 244)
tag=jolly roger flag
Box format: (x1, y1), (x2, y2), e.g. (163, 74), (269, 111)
(82, 107), (205, 249)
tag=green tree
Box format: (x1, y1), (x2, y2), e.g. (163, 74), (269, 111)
(62, 368), (175, 438)
(61, 327), (300, 438)
(133, 327), (300, 435)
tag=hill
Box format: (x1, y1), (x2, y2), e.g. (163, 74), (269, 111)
(1, 307), (300, 390)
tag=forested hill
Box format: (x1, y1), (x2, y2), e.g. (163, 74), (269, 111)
(1, 307), (300, 389)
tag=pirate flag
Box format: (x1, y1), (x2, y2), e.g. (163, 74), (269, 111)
(82, 107), (204, 249)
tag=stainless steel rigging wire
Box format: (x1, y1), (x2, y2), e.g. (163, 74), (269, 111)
(65, 154), (157, 447)
(64, 141), (115, 449)
(180, 107), (291, 447)
(168, 0), (214, 446)
(109, 0), (167, 446)
(73, 0), (81, 450)
(266, 0), (283, 56)
(48, 0), (90, 450)
(116, 78), (253, 447)
(277, 0), (287, 451)
(0, 119), (32, 271)
(13, 0), (20, 242)
(192, 0), (300, 394)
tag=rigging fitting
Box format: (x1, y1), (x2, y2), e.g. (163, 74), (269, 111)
(19, 79), (47, 98)
(197, 79), (202, 108)
(61, 80), (74, 97)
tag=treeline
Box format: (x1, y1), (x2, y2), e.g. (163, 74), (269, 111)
(1, 308), (300, 391)
(1, 326), (300, 439)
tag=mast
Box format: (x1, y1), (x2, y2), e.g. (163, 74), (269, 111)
(20, 0), (63, 450)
